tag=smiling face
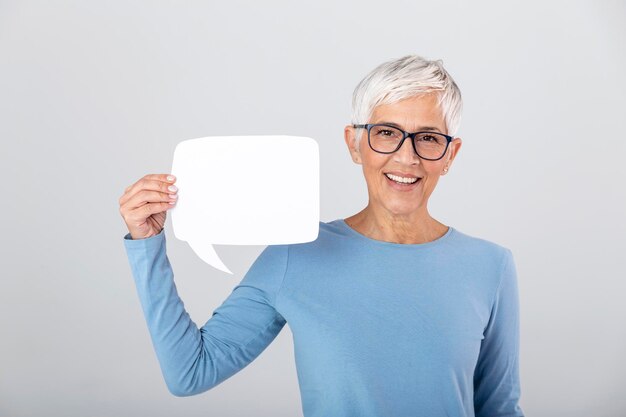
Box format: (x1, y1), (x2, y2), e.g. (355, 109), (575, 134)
(344, 93), (462, 220)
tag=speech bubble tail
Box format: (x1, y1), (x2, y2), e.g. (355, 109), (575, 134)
(187, 241), (233, 275)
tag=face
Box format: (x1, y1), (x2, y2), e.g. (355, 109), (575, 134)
(344, 93), (462, 219)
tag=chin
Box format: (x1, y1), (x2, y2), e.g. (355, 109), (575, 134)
(382, 200), (424, 216)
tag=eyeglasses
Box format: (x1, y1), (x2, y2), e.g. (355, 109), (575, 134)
(352, 123), (453, 161)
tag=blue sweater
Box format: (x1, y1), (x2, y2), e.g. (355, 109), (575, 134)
(123, 219), (524, 417)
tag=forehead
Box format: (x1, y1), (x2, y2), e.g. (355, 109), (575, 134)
(370, 93), (445, 131)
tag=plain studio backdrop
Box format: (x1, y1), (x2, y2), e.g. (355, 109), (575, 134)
(1, 1), (625, 416)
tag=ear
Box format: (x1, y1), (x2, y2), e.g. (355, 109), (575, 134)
(442, 137), (462, 175)
(344, 125), (362, 164)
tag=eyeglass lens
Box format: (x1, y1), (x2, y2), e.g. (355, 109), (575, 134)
(369, 125), (447, 159)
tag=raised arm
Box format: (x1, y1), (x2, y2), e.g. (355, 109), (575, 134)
(123, 229), (288, 396)
(473, 249), (524, 417)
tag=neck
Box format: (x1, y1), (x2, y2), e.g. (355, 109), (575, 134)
(344, 204), (448, 244)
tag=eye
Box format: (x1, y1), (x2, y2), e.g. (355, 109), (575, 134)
(372, 127), (401, 138)
(417, 134), (441, 144)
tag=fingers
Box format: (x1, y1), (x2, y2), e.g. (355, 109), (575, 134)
(119, 173), (176, 207)
(121, 200), (176, 230)
(133, 200), (177, 219)
(124, 189), (177, 212)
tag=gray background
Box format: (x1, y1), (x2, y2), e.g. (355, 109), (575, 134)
(1, 1), (625, 416)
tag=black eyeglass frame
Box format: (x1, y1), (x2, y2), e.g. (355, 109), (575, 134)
(352, 123), (454, 161)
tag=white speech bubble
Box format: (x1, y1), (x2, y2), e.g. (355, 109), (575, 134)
(169, 135), (319, 275)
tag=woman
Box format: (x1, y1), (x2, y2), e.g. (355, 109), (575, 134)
(119, 54), (524, 417)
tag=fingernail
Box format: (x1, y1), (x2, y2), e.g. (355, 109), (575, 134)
(167, 175), (175, 182)
(168, 185), (178, 192)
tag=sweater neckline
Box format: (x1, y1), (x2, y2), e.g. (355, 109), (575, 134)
(336, 218), (455, 249)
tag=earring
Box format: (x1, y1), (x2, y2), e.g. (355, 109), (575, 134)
(443, 167), (449, 173)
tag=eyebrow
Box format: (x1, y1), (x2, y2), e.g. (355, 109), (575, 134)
(374, 121), (442, 132)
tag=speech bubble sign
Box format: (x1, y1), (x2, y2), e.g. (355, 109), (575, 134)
(169, 135), (319, 275)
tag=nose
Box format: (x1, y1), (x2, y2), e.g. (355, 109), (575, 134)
(393, 137), (420, 164)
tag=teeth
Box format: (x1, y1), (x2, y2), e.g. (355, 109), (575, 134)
(385, 173), (418, 184)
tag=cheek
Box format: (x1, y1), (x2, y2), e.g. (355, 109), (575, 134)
(363, 167), (382, 186)
(362, 154), (387, 176)
(424, 162), (445, 176)
(422, 170), (443, 191)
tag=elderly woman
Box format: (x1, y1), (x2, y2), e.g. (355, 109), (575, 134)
(119, 54), (524, 417)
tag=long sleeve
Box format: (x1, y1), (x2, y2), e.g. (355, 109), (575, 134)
(123, 229), (288, 397)
(473, 249), (524, 417)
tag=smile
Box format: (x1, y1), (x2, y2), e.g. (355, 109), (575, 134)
(385, 173), (418, 184)
(384, 173), (422, 191)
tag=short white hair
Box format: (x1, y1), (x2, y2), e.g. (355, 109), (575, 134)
(351, 54), (463, 145)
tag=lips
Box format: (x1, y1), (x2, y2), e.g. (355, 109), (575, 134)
(384, 171), (422, 179)
(384, 173), (422, 191)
